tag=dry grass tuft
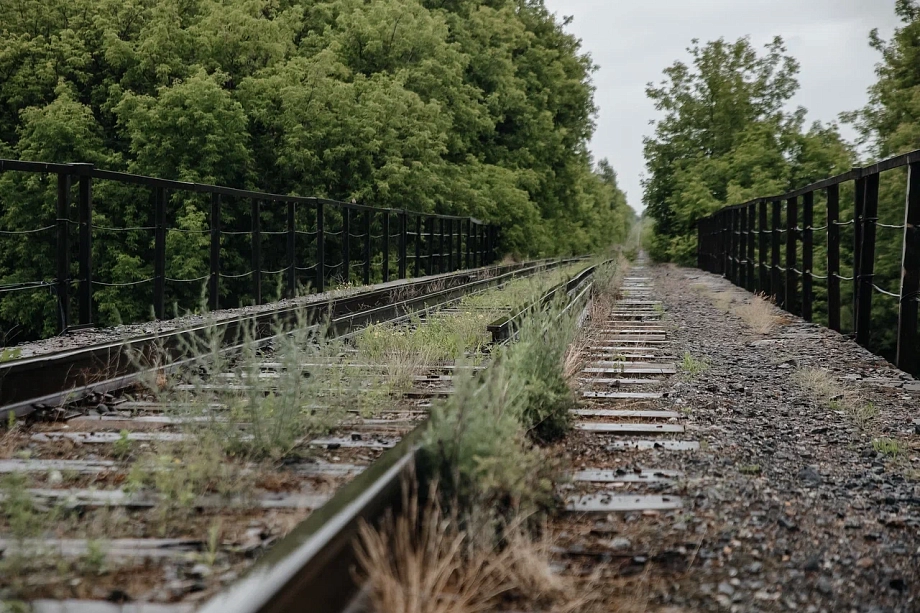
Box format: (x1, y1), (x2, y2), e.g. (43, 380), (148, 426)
(693, 283), (783, 335)
(355, 485), (511, 613)
(0, 415), (22, 459)
(793, 367), (878, 429)
(355, 482), (589, 613)
(734, 293), (780, 334)
(501, 529), (568, 602)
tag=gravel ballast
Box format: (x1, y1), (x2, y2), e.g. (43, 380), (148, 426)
(553, 263), (920, 612)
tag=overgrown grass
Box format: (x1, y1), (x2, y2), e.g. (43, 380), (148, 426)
(735, 293), (781, 334)
(793, 367), (878, 430)
(137, 310), (349, 461)
(352, 262), (593, 391)
(692, 284), (783, 334)
(118, 265), (591, 520)
(1, 474), (46, 540)
(357, 257), (626, 613)
(357, 311), (493, 369)
(355, 481), (586, 613)
(873, 437), (904, 457)
(420, 258), (621, 516)
(680, 352), (709, 377)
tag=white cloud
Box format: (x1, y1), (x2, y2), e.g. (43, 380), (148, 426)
(543, 0), (903, 212)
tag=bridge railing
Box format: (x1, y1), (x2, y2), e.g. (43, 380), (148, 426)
(0, 159), (499, 336)
(697, 149), (920, 375)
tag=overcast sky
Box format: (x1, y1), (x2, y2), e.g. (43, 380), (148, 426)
(541, 0), (903, 213)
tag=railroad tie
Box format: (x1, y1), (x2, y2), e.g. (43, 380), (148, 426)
(564, 260), (696, 514)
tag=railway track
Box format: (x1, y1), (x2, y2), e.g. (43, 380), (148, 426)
(561, 256), (689, 514)
(0, 258), (597, 611)
(548, 255), (699, 597)
(0, 258), (583, 422)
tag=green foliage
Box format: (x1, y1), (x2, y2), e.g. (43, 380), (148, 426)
(842, 2), (920, 361)
(873, 437), (904, 458)
(643, 37), (853, 264)
(420, 298), (579, 515)
(0, 474), (43, 539)
(0, 0), (634, 341)
(679, 351), (709, 377)
(82, 539), (107, 575)
(112, 430), (132, 459)
(503, 303), (577, 443)
(845, 0), (920, 157)
(0, 348), (21, 362)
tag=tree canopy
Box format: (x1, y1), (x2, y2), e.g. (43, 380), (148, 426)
(0, 0), (634, 341)
(841, 0), (920, 358)
(642, 36), (852, 263)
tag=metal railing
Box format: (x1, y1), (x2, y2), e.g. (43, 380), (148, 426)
(696, 149), (920, 375)
(0, 160), (499, 335)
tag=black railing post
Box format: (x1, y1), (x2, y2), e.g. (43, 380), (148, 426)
(758, 200), (768, 294)
(853, 175), (866, 329)
(747, 204), (756, 291)
(363, 209), (371, 285)
(700, 217), (716, 272)
(456, 219), (462, 271)
(342, 208), (351, 285)
(398, 212), (407, 279)
(153, 186), (167, 319)
(771, 199), (782, 303)
(251, 199), (262, 305)
(855, 173), (880, 347)
(713, 216), (720, 274)
(438, 218), (445, 273)
(826, 184), (841, 332)
(802, 191), (814, 321)
(428, 217), (436, 273)
(56, 172), (71, 332)
(446, 219), (453, 272)
(739, 206), (748, 288)
(785, 197), (798, 312)
(286, 201), (296, 298)
(209, 192), (221, 311)
(723, 211), (731, 276)
(897, 161), (920, 373)
(75, 164), (94, 325)
(729, 209), (737, 282)
(414, 214), (421, 277)
(316, 201), (325, 293)
(466, 219), (472, 269)
(488, 225), (495, 264)
(704, 218), (712, 272)
(478, 224), (484, 267)
(382, 211), (390, 283)
(471, 223), (477, 268)
(737, 208), (744, 285)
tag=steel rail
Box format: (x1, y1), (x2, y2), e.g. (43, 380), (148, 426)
(487, 261), (604, 343)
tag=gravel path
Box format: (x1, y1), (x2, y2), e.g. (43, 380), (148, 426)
(553, 263), (920, 613)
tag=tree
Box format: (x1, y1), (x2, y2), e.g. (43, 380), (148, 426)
(843, 0), (920, 359)
(643, 37), (851, 264)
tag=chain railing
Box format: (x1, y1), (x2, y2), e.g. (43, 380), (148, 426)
(697, 149), (920, 375)
(0, 159), (500, 336)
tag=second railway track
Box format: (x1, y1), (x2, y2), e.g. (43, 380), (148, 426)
(0, 257), (597, 611)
